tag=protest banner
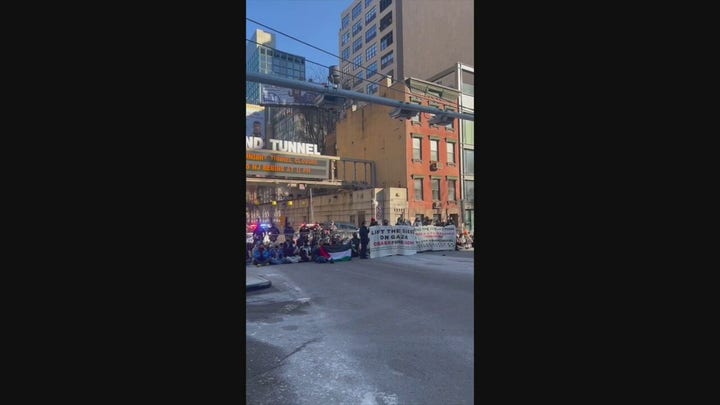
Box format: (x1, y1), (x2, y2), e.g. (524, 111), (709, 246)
(368, 226), (417, 259)
(415, 225), (456, 252)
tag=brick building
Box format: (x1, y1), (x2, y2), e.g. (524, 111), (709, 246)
(335, 76), (462, 225)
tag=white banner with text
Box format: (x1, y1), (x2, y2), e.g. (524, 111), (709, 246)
(369, 226), (417, 259)
(415, 225), (456, 252)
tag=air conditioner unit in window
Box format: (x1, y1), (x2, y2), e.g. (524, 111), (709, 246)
(430, 161), (439, 171)
(432, 201), (440, 209)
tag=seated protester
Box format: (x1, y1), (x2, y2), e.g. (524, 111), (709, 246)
(284, 222), (295, 243)
(252, 243), (271, 266)
(282, 240), (300, 263)
(268, 243), (284, 265)
(313, 243), (334, 263)
(457, 233), (467, 250)
(413, 217), (422, 227)
(298, 243), (312, 262)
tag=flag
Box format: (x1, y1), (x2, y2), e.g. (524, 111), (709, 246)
(325, 242), (353, 262)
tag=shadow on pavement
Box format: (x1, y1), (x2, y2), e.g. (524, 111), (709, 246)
(246, 336), (300, 405)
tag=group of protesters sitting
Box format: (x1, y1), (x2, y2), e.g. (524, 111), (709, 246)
(249, 235), (360, 266)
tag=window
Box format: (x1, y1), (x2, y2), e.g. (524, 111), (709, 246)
(445, 108), (455, 130)
(414, 178), (423, 201)
(365, 6), (376, 24)
(352, 21), (362, 36)
(341, 47), (350, 61)
(380, 0), (392, 13)
(367, 82), (378, 94)
(448, 179), (456, 201)
(381, 51), (394, 69)
(353, 37), (363, 53)
(352, 3), (362, 19)
(410, 102), (421, 124)
(365, 43), (377, 61)
(464, 181), (474, 202)
(379, 11), (392, 31)
(412, 137), (422, 160)
(432, 179), (440, 201)
(430, 139), (439, 161)
(367, 61), (377, 78)
(353, 55), (362, 70)
(341, 31), (350, 46)
(380, 31), (393, 51)
(463, 149), (474, 173)
(447, 142), (455, 163)
(462, 120), (474, 145)
(365, 0), (373, 6)
(343, 64), (352, 78)
(365, 25), (377, 43)
(342, 14), (350, 30)
(353, 71), (364, 86)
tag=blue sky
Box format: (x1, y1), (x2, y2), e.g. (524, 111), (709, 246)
(246, 0), (351, 82)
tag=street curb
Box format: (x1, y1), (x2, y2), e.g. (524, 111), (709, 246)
(246, 276), (272, 291)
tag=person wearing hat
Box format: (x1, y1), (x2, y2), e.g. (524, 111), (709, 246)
(369, 218), (378, 227)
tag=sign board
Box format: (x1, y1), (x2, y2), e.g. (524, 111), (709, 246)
(246, 149), (331, 180)
(369, 226), (418, 259)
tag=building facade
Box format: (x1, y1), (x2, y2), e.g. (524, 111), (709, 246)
(427, 63), (474, 233)
(246, 29), (306, 104)
(337, 0), (473, 94)
(335, 76), (462, 226)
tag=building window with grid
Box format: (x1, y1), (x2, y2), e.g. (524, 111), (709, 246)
(365, 43), (377, 61)
(381, 51), (394, 69)
(365, 6), (376, 24)
(463, 149), (474, 173)
(352, 21), (362, 36)
(365, 0), (373, 6)
(432, 179), (440, 201)
(365, 25), (377, 43)
(352, 3), (362, 19)
(342, 15), (350, 30)
(367, 61), (377, 79)
(379, 11), (392, 31)
(412, 137), (422, 161)
(342, 31), (350, 46)
(342, 47), (350, 61)
(430, 139), (439, 161)
(353, 37), (363, 53)
(367, 82), (378, 94)
(448, 179), (456, 201)
(410, 102), (421, 124)
(444, 108), (455, 130)
(353, 55), (362, 70)
(353, 71), (364, 86)
(462, 120), (474, 145)
(447, 142), (455, 164)
(380, 31), (393, 51)
(380, 0), (392, 13)
(414, 178), (423, 201)
(343, 64), (352, 77)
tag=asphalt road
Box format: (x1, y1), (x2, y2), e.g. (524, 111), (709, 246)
(246, 249), (475, 405)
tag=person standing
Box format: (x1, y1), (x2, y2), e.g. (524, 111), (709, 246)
(359, 221), (370, 259)
(268, 221), (280, 243)
(284, 220), (295, 243)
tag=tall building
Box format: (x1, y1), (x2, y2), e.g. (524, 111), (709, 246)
(337, 0), (473, 94)
(246, 29), (306, 104)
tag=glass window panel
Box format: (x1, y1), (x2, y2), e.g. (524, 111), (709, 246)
(414, 178), (423, 201)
